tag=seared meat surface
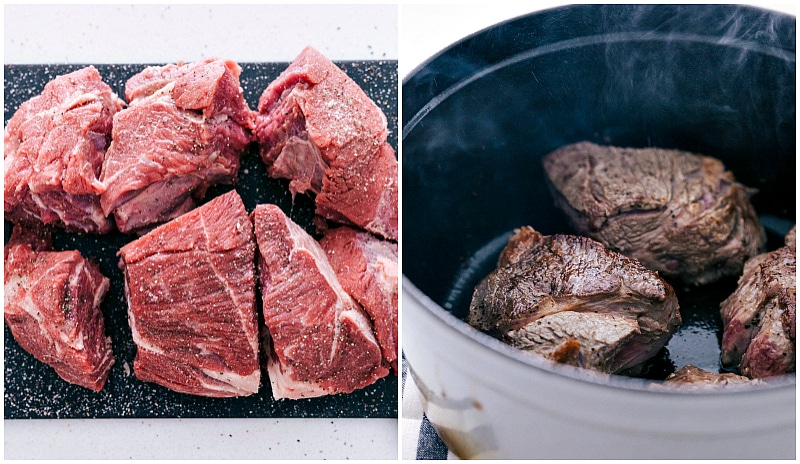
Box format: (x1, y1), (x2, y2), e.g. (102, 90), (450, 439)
(785, 225), (796, 250)
(468, 226), (681, 374)
(506, 311), (640, 373)
(720, 227), (796, 379)
(661, 365), (759, 390)
(543, 141), (766, 286)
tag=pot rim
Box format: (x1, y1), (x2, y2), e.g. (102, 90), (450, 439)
(402, 4), (796, 139)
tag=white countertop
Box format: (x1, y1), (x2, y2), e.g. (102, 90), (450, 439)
(3, 4), (398, 460)
(4, 4), (398, 64)
(5, 418), (397, 460)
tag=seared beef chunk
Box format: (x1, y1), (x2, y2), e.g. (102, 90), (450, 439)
(785, 225), (796, 249)
(118, 191), (260, 397)
(253, 46), (398, 241)
(320, 226), (398, 373)
(506, 311), (641, 372)
(543, 141), (766, 286)
(4, 225), (114, 391)
(661, 365), (759, 390)
(4, 66), (124, 233)
(100, 59), (253, 234)
(468, 226), (681, 374)
(720, 227), (796, 379)
(253, 204), (388, 399)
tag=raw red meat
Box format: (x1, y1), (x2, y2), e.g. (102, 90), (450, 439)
(118, 190), (260, 397)
(4, 66), (124, 233)
(100, 59), (253, 234)
(4, 225), (114, 391)
(252, 204), (388, 399)
(253, 46), (398, 241)
(320, 226), (398, 373)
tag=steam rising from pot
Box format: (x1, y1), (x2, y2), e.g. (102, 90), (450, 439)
(402, 4), (795, 305)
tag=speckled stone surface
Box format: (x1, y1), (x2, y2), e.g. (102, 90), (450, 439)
(4, 61), (398, 419)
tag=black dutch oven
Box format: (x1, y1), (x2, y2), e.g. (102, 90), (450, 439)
(402, 4), (795, 459)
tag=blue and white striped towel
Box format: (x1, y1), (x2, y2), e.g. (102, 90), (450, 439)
(401, 355), (456, 460)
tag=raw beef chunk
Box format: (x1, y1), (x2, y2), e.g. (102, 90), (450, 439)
(320, 226), (398, 373)
(253, 46), (398, 241)
(468, 226), (681, 374)
(100, 59), (253, 233)
(4, 224), (114, 391)
(720, 227), (796, 379)
(4, 66), (124, 233)
(252, 204), (388, 399)
(661, 365), (759, 390)
(118, 190), (260, 397)
(543, 141), (766, 285)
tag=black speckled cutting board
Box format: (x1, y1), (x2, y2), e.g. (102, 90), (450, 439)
(4, 61), (398, 419)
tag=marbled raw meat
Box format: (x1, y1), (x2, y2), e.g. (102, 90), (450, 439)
(4, 66), (124, 233)
(252, 204), (388, 399)
(253, 46), (397, 241)
(320, 226), (398, 373)
(4, 224), (114, 391)
(118, 190), (260, 397)
(100, 59), (253, 234)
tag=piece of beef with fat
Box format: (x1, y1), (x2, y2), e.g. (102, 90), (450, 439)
(100, 59), (253, 234)
(253, 46), (398, 241)
(252, 204), (388, 399)
(320, 226), (398, 373)
(658, 365), (761, 390)
(543, 141), (766, 286)
(4, 66), (124, 233)
(468, 226), (681, 375)
(118, 190), (260, 397)
(4, 225), (114, 391)
(720, 226), (796, 379)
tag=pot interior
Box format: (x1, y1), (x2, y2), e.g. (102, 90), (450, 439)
(402, 4), (796, 379)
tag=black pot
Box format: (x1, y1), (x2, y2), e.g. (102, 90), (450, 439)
(402, 4), (795, 458)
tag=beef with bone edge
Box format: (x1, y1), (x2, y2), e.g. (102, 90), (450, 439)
(4, 66), (124, 234)
(720, 225), (796, 379)
(4, 224), (114, 391)
(468, 226), (681, 375)
(543, 141), (766, 286)
(253, 45), (398, 241)
(320, 226), (398, 374)
(118, 190), (260, 397)
(253, 204), (388, 399)
(100, 58), (253, 234)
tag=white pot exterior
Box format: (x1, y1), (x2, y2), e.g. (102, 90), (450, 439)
(403, 281), (797, 459)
